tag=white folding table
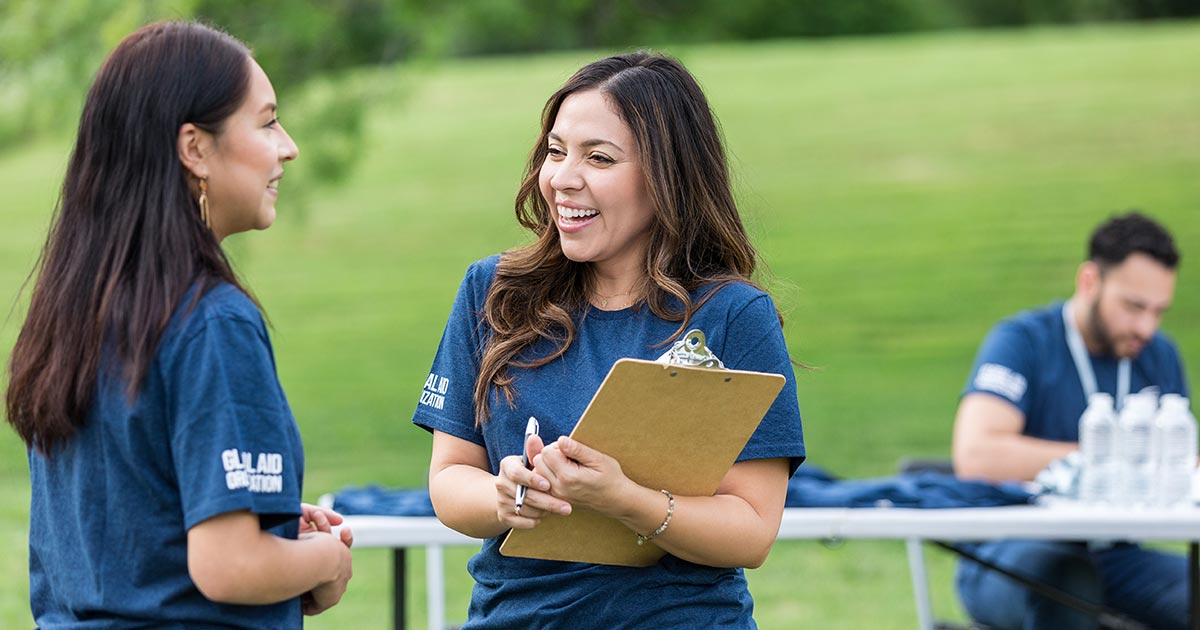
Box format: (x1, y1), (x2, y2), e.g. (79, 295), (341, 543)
(341, 504), (1200, 630)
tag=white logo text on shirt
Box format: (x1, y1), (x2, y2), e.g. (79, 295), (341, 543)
(221, 448), (285, 493)
(974, 363), (1028, 402)
(421, 372), (449, 410)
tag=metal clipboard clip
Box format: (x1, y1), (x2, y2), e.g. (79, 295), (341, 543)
(655, 329), (726, 369)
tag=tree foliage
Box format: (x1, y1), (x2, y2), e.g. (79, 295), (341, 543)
(2, 0), (1196, 190)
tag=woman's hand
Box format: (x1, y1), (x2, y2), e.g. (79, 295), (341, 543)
(299, 532), (353, 616)
(299, 504), (343, 536)
(298, 504), (353, 615)
(495, 432), (572, 529)
(299, 503), (354, 548)
(533, 436), (631, 514)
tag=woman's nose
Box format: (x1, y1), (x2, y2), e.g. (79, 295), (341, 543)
(549, 158), (583, 191)
(278, 124), (299, 162)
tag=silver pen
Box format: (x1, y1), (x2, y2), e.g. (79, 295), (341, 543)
(514, 416), (539, 512)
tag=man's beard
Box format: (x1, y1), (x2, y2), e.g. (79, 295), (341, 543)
(1086, 297), (1142, 358)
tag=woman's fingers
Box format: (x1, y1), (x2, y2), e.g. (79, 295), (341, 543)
(531, 439), (628, 512)
(495, 455), (573, 528)
(299, 503), (345, 534)
(500, 454), (549, 493)
(505, 490), (573, 528)
(524, 432), (545, 463)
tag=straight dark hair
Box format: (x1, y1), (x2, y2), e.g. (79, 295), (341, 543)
(6, 21), (257, 455)
(474, 51), (777, 424)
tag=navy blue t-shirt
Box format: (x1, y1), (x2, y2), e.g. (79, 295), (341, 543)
(28, 283), (305, 629)
(413, 256), (805, 629)
(963, 301), (1189, 441)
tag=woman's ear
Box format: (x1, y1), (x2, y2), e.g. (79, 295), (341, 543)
(177, 122), (211, 180)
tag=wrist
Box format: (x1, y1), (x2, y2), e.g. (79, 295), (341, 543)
(636, 489), (674, 546)
(304, 532), (350, 585)
(607, 477), (647, 521)
(613, 482), (671, 534)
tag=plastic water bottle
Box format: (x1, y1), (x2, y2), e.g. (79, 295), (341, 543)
(1078, 393), (1117, 504)
(1154, 394), (1197, 507)
(1117, 392), (1158, 506)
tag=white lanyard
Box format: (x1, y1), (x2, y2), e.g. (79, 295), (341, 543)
(1063, 301), (1130, 409)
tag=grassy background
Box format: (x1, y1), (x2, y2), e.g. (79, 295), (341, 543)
(1, 21), (1198, 629)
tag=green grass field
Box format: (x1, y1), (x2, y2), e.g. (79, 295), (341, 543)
(2, 21), (1198, 629)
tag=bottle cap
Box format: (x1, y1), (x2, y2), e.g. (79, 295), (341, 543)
(1160, 393), (1190, 412)
(1123, 392), (1158, 414)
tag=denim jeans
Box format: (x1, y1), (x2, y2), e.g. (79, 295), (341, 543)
(955, 540), (1188, 630)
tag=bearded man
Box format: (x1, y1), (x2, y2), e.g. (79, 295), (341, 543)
(951, 212), (1188, 630)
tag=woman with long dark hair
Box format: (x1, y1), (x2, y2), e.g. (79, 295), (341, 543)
(6, 21), (351, 627)
(414, 52), (805, 628)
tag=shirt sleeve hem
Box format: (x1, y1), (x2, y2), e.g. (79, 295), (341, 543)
(734, 444), (807, 477)
(960, 387), (1025, 411)
(184, 495), (302, 531)
(413, 409), (486, 447)
(735, 443), (806, 463)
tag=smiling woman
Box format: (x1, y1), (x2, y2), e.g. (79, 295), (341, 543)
(542, 90), (656, 278)
(5, 20), (348, 629)
(179, 58), (298, 239)
(412, 52), (806, 629)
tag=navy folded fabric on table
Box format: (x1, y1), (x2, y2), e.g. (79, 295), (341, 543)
(784, 465), (1036, 509)
(332, 485), (437, 517)
(330, 466), (1035, 516)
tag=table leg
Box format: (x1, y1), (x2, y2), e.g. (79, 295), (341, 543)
(1190, 542), (1198, 630)
(394, 548), (407, 630)
(427, 545), (445, 630)
(905, 538), (935, 630)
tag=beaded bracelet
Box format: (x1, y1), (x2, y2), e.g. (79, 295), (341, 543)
(636, 489), (675, 546)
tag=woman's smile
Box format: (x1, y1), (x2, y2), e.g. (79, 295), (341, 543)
(555, 200), (600, 231)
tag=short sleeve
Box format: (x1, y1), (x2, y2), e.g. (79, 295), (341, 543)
(962, 320), (1038, 415)
(166, 313), (302, 531)
(411, 259), (495, 445)
(722, 294), (806, 473)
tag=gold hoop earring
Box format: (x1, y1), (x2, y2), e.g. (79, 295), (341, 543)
(198, 178), (211, 229)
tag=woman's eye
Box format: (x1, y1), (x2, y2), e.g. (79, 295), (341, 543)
(589, 153), (615, 165)
(547, 146), (566, 157)
(264, 118), (279, 128)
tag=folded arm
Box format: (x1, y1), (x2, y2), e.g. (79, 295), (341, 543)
(187, 509), (352, 610)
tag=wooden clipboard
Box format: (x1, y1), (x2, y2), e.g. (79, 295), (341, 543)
(499, 358), (785, 567)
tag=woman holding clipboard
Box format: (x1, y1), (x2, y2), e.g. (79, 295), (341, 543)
(413, 52), (805, 628)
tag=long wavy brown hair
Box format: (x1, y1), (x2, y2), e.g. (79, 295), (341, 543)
(6, 22), (257, 455)
(474, 51), (778, 424)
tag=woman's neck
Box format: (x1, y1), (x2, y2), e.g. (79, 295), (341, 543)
(588, 261), (645, 309)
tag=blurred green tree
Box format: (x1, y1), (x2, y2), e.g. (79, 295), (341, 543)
(2, 0), (1196, 196)
(0, 0), (414, 215)
(0, 0), (198, 148)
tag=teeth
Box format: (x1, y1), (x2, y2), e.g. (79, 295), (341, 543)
(557, 205), (598, 219)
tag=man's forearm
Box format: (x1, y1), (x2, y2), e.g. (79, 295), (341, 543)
(954, 433), (1077, 482)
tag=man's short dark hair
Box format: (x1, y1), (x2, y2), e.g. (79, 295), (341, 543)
(1089, 211), (1180, 270)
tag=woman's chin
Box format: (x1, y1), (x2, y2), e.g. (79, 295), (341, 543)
(255, 206), (277, 230)
(557, 240), (596, 264)
(559, 248), (594, 264)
